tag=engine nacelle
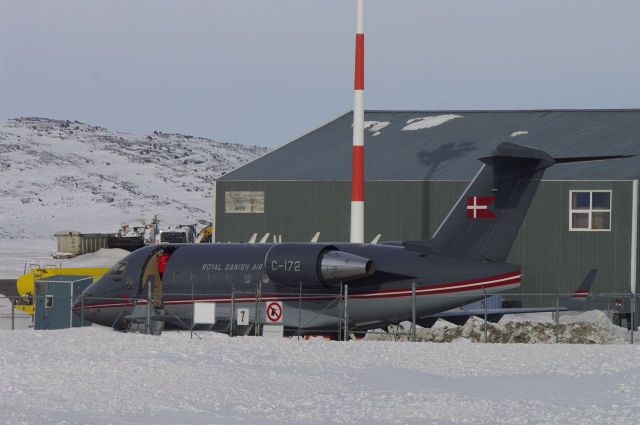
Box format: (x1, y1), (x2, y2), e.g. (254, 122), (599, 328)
(265, 243), (375, 286)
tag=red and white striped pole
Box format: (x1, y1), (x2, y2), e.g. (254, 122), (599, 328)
(350, 0), (365, 244)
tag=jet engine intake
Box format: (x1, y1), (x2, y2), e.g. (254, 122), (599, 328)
(265, 244), (375, 286)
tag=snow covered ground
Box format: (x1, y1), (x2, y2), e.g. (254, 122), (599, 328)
(0, 327), (639, 425)
(0, 238), (56, 278)
(0, 240), (129, 278)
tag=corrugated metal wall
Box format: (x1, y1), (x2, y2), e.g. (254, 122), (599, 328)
(215, 180), (634, 295)
(508, 181), (632, 297)
(215, 180), (466, 242)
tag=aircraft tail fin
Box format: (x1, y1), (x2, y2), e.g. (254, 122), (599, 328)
(565, 269), (597, 310)
(429, 142), (554, 261)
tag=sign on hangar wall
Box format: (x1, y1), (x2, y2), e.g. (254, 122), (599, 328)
(225, 191), (264, 214)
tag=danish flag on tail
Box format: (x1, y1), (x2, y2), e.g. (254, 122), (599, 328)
(466, 196), (496, 219)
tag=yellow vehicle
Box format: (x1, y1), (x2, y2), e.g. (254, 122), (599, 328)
(16, 266), (109, 316)
(196, 224), (213, 243)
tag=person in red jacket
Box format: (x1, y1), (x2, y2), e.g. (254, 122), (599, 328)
(157, 251), (170, 279)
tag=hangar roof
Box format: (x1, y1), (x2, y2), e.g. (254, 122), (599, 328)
(220, 110), (640, 181)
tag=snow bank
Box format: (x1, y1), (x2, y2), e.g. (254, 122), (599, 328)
(61, 248), (129, 268)
(1, 327), (639, 424)
(0, 241), (127, 278)
(0, 238), (56, 278)
(417, 316), (632, 344)
(371, 312), (634, 344)
(401, 114), (461, 131)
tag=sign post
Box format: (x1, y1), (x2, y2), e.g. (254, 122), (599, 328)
(265, 301), (283, 324)
(263, 301), (284, 338)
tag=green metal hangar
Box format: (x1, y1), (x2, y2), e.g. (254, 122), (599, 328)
(215, 110), (640, 296)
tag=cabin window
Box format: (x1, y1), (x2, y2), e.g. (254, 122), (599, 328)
(569, 190), (611, 231)
(107, 262), (127, 276)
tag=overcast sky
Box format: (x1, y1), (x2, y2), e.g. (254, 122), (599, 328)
(1, 0), (639, 148)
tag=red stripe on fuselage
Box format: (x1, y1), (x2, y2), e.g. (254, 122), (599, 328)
(78, 271), (521, 310)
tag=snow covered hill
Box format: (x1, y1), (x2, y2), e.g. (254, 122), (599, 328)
(0, 117), (269, 239)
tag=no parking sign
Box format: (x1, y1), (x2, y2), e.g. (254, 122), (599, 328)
(265, 301), (283, 324)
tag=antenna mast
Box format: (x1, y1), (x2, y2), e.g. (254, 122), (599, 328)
(350, 0), (365, 243)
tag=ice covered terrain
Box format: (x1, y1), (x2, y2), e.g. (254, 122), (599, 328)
(0, 117), (269, 239)
(0, 327), (638, 425)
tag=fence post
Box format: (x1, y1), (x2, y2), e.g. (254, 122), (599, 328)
(11, 298), (15, 330)
(230, 283), (235, 337)
(190, 272), (195, 339)
(80, 293), (85, 327)
(146, 278), (152, 335)
(338, 284), (343, 340)
(411, 282), (417, 342)
(254, 281), (261, 336)
(483, 288), (488, 342)
(343, 284), (349, 342)
(631, 294), (636, 345)
(554, 289), (560, 344)
(298, 281), (302, 340)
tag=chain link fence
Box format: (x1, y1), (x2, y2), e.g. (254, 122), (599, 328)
(0, 296), (33, 330)
(2, 291), (639, 344)
(363, 292), (638, 344)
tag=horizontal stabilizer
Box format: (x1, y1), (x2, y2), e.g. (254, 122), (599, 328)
(421, 271), (598, 327)
(554, 155), (634, 164)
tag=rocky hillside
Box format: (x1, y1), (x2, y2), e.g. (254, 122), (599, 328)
(0, 117), (269, 238)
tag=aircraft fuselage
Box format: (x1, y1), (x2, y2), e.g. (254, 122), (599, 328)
(78, 243), (520, 334)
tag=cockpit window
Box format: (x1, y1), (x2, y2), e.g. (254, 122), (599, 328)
(107, 262), (127, 276)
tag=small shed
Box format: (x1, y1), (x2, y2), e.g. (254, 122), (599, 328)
(55, 231), (110, 256)
(54, 231), (82, 255)
(34, 275), (93, 330)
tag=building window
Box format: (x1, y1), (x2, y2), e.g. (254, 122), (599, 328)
(569, 190), (612, 231)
